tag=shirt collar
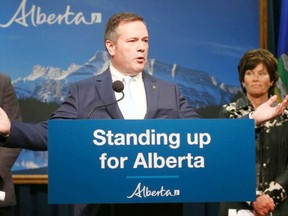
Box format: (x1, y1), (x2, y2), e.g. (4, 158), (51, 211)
(109, 63), (143, 82)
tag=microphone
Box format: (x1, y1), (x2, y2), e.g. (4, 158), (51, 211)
(87, 80), (125, 118)
(112, 80), (125, 93)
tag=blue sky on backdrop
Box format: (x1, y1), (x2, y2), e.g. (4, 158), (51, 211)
(0, 0), (259, 86)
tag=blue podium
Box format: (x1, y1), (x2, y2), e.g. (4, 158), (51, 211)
(48, 119), (255, 204)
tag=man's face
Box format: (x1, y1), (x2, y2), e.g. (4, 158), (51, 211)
(106, 20), (149, 76)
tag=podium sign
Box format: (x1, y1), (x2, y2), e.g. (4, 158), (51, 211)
(48, 119), (255, 204)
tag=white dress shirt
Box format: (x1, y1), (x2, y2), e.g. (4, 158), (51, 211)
(110, 64), (147, 119)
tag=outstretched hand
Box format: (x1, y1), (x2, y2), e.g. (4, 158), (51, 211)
(252, 95), (288, 126)
(0, 107), (11, 137)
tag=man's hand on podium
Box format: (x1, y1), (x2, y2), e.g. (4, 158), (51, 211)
(0, 107), (11, 138)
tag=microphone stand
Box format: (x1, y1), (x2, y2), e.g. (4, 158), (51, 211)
(87, 92), (125, 118)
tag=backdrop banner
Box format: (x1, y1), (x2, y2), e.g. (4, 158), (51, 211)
(48, 119), (255, 204)
(1, 0), (259, 173)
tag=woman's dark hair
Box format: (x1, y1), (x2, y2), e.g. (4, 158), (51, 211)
(238, 48), (279, 93)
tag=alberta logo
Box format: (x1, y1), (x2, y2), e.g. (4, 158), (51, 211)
(127, 182), (180, 199)
(0, 0), (101, 28)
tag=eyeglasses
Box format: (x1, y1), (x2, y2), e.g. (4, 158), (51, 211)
(244, 70), (270, 79)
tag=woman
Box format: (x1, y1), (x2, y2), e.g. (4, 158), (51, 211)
(218, 49), (288, 216)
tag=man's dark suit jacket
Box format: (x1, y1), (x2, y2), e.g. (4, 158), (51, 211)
(5, 69), (200, 150)
(0, 73), (22, 207)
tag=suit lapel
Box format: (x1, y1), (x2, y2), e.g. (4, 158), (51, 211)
(143, 73), (158, 119)
(95, 70), (124, 119)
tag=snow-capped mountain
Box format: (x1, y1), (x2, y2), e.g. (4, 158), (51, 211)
(13, 50), (240, 108)
(146, 59), (240, 108)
